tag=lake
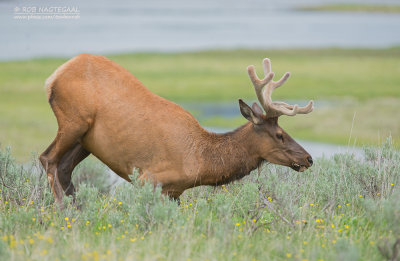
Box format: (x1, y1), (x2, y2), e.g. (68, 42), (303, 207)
(1, 0), (399, 60)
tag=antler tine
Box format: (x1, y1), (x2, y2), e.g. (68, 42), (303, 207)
(247, 58), (314, 118)
(262, 58), (271, 75)
(262, 58), (289, 89)
(247, 64), (274, 111)
(273, 72), (290, 89)
(247, 65), (261, 87)
(272, 100), (314, 116)
(247, 65), (274, 89)
(296, 100), (314, 114)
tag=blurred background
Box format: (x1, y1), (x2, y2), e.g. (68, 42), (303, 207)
(0, 0), (399, 161)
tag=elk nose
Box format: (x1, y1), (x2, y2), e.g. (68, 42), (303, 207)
(306, 156), (313, 166)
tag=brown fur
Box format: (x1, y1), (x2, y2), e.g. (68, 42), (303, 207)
(39, 54), (313, 205)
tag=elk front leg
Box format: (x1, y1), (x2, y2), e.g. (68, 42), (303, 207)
(137, 170), (183, 204)
(162, 189), (182, 205)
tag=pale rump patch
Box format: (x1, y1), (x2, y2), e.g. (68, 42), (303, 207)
(44, 56), (79, 100)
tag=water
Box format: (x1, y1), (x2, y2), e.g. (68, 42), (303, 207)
(1, 0), (399, 60)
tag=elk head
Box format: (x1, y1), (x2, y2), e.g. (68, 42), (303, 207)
(239, 58), (314, 172)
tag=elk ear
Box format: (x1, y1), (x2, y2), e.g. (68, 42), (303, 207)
(252, 102), (263, 116)
(239, 99), (264, 125)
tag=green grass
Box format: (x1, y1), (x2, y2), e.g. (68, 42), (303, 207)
(0, 139), (399, 260)
(299, 4), (400, 13)
(1, 48), (400, 160)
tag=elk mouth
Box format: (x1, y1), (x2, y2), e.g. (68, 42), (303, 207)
(291, 163), (308, 172)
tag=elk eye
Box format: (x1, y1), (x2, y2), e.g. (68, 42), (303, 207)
(276, 133), (283, 140)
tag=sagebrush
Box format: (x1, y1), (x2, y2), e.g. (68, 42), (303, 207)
(0, 138), (399, 260)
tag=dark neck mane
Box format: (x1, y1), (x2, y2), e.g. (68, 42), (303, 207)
(196, 123), (263, 186)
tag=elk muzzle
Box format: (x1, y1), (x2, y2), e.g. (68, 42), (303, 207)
(291, 155), (313, 172)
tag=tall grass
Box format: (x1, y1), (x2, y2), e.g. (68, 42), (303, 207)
(0, 138), (399, 260)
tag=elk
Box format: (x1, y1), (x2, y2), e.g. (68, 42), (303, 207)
(39, 55), (314, 206)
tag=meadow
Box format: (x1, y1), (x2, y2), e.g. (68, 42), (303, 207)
(0, 48), (399, 260)
(0, 48), (400, 160)
(0, 138), (399, 260)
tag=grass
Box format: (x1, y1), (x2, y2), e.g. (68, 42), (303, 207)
(0, 48), (399, 160)
(0, 139), (399, 260)
(299, 4), (400, 13)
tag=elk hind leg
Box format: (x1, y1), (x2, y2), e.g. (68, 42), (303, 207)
(39, 124), (88, 206)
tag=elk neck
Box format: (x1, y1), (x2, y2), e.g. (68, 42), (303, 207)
(195, 122), (264, 186)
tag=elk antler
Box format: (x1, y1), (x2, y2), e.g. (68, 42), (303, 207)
(247, 58), (314, 118)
